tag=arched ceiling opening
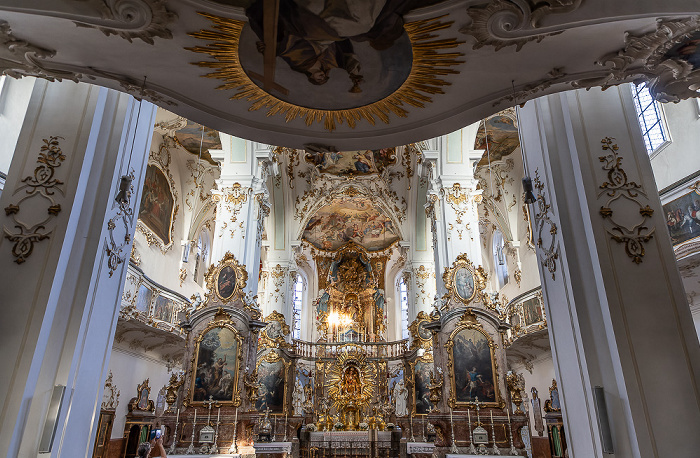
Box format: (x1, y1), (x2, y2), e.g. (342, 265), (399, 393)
(3, 1), (699, 149)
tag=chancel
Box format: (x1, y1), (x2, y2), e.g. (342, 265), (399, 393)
(2, 2), (700, 458)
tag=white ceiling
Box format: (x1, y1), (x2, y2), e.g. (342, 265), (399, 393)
(1, 0), (699, 149)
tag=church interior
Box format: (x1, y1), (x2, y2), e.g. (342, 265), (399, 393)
(1, 2), (700, 458)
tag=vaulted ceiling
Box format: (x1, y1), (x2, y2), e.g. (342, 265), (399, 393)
(3, 0), (700, 149)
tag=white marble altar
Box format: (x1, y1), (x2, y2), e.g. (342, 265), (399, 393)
(407, 441), (435, 454)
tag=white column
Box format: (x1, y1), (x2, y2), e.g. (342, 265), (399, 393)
(519, 86), (700, 458)
(0, 80), (156, 458)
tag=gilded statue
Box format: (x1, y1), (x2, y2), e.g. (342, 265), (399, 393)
(341, 366), (362, 396)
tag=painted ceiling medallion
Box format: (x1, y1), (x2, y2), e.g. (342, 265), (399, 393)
(187, 11), (463, 131)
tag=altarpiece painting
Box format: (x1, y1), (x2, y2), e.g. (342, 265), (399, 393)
(191, 324), (241, 404)
(255, 350), (289, 413)
(448, 326), (499, 406)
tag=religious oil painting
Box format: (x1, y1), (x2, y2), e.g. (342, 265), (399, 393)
(522, 297), (544, 326)
(304, 148), (396, 176)
(664, 31), (700, 70)
(452, 328), (496, 404)
(453, 267), (475, 302)
(174, 120), (222, 158)
(192, 326), (239, 403)
(256, 355), (286, 413)
(663, 188), (700, 246)
(153, 295), (174, 323)
(236, 0), (417, 111)
(414, 360), (434, 414)
(474, 114), (520, 165)
(135, 284), (153, 313)
(303, 196), (399, 251)
(138, 164), (174, 245)
(217, 266), (237, 301)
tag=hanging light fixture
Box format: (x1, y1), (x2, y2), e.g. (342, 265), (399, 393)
(115, 76), (147, 206)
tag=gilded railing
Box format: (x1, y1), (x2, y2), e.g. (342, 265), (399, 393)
(504, 287), (547, 346)
(119, 262), (191, 335)
(293, 339), (409, 360)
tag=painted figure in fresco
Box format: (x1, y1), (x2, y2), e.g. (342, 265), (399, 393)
(393, 379), (408, 417)
(465, 366), (480, 398)
(455, 268), (475, 300)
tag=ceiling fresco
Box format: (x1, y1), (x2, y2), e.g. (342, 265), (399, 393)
(174, 120), (223, 165)
(304, 148), (397, 176)
(474, 114), (520, 166)
(303, 196), (400, 252)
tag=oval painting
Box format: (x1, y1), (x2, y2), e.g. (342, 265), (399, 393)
(417, 320), (431, 340)
(217, 266), (237, 300)
(453, 266), (475, 302)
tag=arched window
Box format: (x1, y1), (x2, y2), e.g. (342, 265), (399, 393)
(292, 274), (303, 339)
(630, 82), (669, 155)
(399, 276), (409, 340)
(493, 230), (509, 289)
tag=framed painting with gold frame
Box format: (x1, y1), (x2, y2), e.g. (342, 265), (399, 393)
(408, 311), (433, 351)
(408, 351), (434, 415)
(129, 379), (155, 412)
(188, 310), (243, 406)
(255, 349), (291, 414)
(443, 254), (486, 305)
(446, 311), (502, 408)
(204, 251), (247, 303)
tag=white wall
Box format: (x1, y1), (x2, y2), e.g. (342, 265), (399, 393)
(511, 355), (556, 438)
(107, 343), (174, 439)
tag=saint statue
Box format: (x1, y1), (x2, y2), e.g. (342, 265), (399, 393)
(341, 366), (362, 396)
(292, 378), (305, 415)
(393, 379), (408, 417)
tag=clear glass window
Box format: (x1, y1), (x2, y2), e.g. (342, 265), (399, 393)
(631, 82), (668, 154)
(292, 274), (303, 339)
(399, 277), (409, 340)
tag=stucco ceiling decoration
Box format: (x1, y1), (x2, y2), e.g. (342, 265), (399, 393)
(186, 11), (464, 132)
(1, 1), (700, 149)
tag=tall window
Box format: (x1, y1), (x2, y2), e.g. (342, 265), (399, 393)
(292, 274), (303, 339)
(493, 230), (509, 289)
(631, 82), (669, 154)
(399, 277), (409, 340)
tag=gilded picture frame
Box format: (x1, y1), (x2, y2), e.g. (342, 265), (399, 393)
(408, 311), (433, 351)
(446, 311), (502, 408)
(136, 141), (179, 253)
(255, 349), (291, 415)
(443, 254), (487, 305)
(129, 378), (155, 412)
(188, 309), (243, 406)
(204, 251), (248, 304)
(408, 351), (434, 416)
(259, 310), (291, 350)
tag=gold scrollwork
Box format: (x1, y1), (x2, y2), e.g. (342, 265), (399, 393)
(442, 253), (487, 306)
(106, 170), (136, 277)
(187, 309), (243, 406)
(259, 310), (291, 350)
(533, 169), (560, 279)
(597, 137), (655, 263)
(3, 136), (66, 264)
(187, 15), (463, 132)
(408, 311), (433, 351)
(445, 310), (503, 409)
(204, 251), (248, 304)
(129, 378), (155, 412)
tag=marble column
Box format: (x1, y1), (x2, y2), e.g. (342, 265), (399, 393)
(0, 79), (156, 457)
(519, 86), (700, 458)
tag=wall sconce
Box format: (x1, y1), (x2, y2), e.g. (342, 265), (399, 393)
(115, 175), (132, 206)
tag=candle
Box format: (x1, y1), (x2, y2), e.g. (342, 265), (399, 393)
(217, 407), (220, 423)
(507, 407), (510, 423)
(234, 407), (238, 424)
(468, 408), (471, 427)
(194, 408), (197, 424)
(490, 410), (493, 424)
(176, 408), (179, 423)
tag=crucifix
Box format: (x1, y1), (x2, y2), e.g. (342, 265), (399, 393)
(203, 395), (217, 426)
(248, 0), (289, 96)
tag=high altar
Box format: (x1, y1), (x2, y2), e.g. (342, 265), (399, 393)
(136, 245), (530, 457)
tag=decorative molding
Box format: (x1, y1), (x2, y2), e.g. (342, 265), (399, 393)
(213, 183), (250, 239)
(71, 0), (177, 44)
(187, 14), (464, 131)
(443, 183), (473, 241)
(597, 137), (655, 263)
(101, 371), (120, 410)
(105, 170), (136, 277)
(0, 21), (80, 82)
(581, 17), (700, 103)
(3, 136), (66, 264)
(532, 169), (559, 279)
(259, 310), (291, 350)
(461, 0), (583, 51)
